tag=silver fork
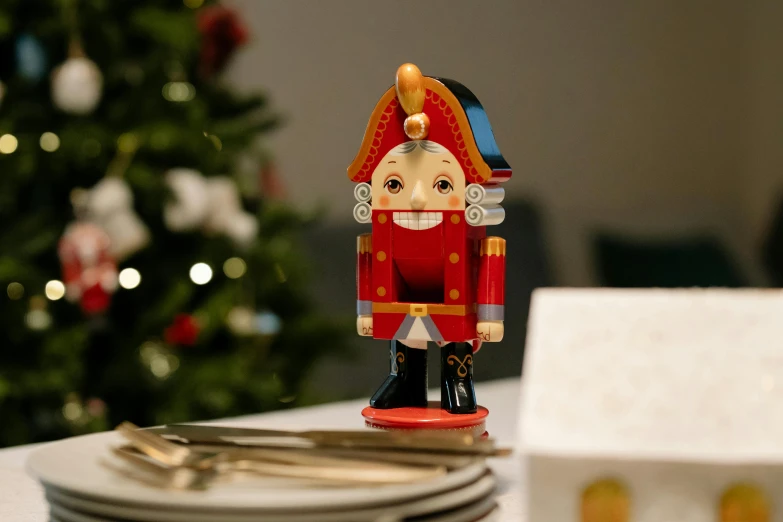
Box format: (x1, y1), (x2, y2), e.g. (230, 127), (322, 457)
(111, 445), (214, 490)
(116, 423), (446, 485)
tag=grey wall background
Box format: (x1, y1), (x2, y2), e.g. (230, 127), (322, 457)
(223, 1), (783, 398)
(227, 0), (783, 288)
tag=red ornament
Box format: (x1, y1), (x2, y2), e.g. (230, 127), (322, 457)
(58, 222), (118, 315)
(80, 284), (111, 315)
(259, 162), (287, 200)
(164, 314), (200, 346)
(197, 6), (249, 78)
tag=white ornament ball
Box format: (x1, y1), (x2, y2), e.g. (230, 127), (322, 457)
(51, 57), (103, 115)
(163, 169), (209, 231)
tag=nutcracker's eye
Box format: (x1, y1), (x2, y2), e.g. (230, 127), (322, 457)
(434, 176), (453, 194)
(384, 176), (403, 194)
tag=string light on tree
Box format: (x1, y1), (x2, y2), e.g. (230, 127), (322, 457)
(0, 134), (18, 154)
(223, 257), (246, 279)
(39, 132), (60, 152)
(162, 82), (196, 102)
(118, 268), (141, 290)
(7, 282), (24, 300)
(62, 397), (83, 422)
(45, 280), (66, 301)
(26, 296), (52, 331)
(226, 306), (254, 335)
(150, 355), (173, 379)
(16, 33), (47, 82)
(139, 341), (180, 380)
(256, 310), (282, 335)
(189, 262), (212, 285)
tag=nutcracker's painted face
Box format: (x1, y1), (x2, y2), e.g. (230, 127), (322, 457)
(370, 141), (465, 229)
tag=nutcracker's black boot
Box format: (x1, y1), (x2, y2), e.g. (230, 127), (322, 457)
(441, 342), (477, 414)
(370, 341), (428, 409)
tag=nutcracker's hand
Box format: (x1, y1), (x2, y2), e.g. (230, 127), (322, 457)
(356, 315), (374, 337)
(477, 320), (504, 342)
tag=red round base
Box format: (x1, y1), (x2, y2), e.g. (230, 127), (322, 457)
(362, 402), (489, 437)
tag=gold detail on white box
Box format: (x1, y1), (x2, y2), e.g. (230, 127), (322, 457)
(581, 479), (629, 522)
(720, 484), (768, 522)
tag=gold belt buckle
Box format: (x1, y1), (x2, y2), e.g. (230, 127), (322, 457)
(410, 303), (428, 317)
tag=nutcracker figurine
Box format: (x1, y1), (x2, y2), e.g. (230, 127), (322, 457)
(349, 64), (509, 434)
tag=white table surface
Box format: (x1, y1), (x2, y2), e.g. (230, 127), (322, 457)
(0, 377), (523, 521)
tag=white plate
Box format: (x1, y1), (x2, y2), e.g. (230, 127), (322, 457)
(48, 502), (500, 522)
(46, 473), (495, 522)
(29, 431), (487, 512)
(419, 497), (499, 522)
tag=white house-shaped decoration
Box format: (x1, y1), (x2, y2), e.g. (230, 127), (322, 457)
(520, 288), (783, 522)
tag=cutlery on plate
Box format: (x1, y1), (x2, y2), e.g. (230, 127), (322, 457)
(182, 444), (483, 469)
(116, 423), (447, 485)
(152, 423), (505, 455)
(111, 446), (213, 490)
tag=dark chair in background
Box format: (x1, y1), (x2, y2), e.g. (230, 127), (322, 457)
(595, 234), (747, 288)
(762, 196), (783, 286)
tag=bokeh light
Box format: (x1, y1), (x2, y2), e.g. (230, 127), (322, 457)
(139, 341), (179, 380)
(162, 82), (196, 102)
(0, 134), (18, 154)
(256, 311), (282, 335)
(119, 268), (141, 289)
(226, 306), (254, 335)
(62, 401), (83, 421)
(6, 282), (24, 300)
(189, 263), (213, 285)
(25, 309), (51, 330)
(223, 257), (247, 279)
(150, 354), (172, 378)
(39, 132), (60, 152)
(44, 280), (65, 300)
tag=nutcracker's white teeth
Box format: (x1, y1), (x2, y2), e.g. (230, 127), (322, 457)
(392, 212), (443, 230)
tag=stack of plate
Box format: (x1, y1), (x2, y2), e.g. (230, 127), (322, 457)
(27, 431), (498, 522)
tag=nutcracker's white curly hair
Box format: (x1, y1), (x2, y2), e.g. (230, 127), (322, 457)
(352, 139), (505, 226)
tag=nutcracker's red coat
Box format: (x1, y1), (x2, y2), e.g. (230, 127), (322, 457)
(356, 210), (505, 343)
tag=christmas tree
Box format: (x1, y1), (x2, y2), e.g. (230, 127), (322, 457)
(0, 0), (349, 447)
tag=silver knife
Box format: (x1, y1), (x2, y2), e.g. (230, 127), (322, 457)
(151, 424), (501, 455)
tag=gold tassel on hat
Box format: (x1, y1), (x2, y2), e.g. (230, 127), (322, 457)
(395, 63), (430, 140)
